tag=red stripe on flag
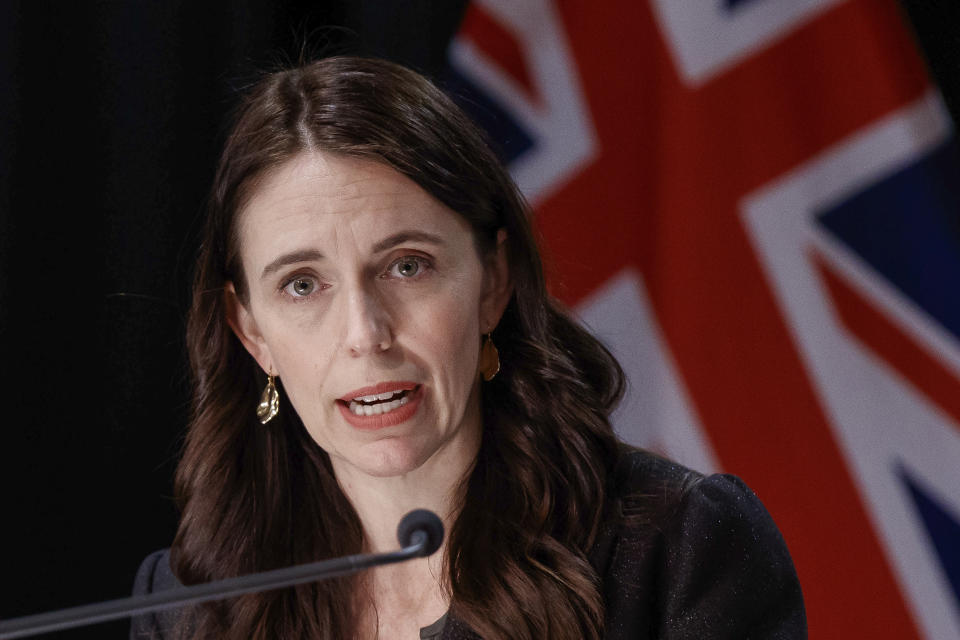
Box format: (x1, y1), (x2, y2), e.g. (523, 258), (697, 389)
(815, 253), (960, 428)
(459, 4), (540, 105)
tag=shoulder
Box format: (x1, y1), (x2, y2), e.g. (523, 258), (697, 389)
(596, 449), (807, 639)
(613, 448), (703, 505)
(133, 549), (179, 594)
(608, 449), (794, 554)
(600, 448), (704, 543)
(130, 549), (182, 640)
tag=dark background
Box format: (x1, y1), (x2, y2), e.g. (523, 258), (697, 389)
(0, 1), (956, 638)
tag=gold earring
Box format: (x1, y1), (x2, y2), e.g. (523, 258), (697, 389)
(257, 373), (279, 424)
(479, 334), (500, 381)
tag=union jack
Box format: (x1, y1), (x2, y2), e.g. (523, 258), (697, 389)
(446, 0), (960, 638)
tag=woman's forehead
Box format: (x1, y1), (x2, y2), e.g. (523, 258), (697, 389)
(235, 152), (474, 263)
(245, 152), (419, 210)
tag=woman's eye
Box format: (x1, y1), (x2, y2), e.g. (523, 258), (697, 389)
(284, 277), (316, 297)
(389, 256), (429, 278)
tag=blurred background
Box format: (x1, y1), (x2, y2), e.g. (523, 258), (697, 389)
(1, 0), (958, 638)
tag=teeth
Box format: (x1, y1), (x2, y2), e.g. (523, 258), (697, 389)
(353, 390), (405, 403)
(349, 395), (410, 416)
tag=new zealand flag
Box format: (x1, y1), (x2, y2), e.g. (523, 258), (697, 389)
(446, 0), (960, 637)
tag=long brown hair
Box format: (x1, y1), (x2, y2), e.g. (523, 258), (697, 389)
(174, 56), (625, 639)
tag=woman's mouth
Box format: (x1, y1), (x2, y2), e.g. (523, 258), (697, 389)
(337, 382), (423, 429)
(347, 388), (412, 416)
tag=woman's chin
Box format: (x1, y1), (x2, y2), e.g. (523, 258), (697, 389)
(336, 439), (433, 479)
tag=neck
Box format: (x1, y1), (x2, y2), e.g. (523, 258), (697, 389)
(330, 407), (483, 636)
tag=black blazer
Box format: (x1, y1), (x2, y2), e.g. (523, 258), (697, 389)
(131, 451), (806, 639)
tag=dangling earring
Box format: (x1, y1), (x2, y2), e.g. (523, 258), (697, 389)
(479, 334), (500, 381)
(257, 373), (279, 424)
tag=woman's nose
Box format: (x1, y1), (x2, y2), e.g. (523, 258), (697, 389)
(343, 287), (393, 357)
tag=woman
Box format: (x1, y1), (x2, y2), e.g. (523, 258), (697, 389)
(133, 56), (806, 639)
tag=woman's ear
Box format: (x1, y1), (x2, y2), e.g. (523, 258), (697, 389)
(224, 282), (275, 374)
(480, 229), (514, 333)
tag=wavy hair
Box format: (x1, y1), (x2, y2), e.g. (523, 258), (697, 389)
(173, 56), (625, 639)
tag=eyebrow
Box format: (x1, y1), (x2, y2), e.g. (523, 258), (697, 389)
(259, 231), (445, 280)
(261, 249), (324, 280)
(371, 230), (444, 254)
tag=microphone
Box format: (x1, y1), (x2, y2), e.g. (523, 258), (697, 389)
(0, 509), (444, 640)
(397, 509), (444, 556)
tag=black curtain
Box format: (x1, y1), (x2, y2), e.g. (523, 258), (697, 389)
(0, 1), (954, 639)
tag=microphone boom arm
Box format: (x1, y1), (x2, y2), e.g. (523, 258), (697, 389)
(0, 525), (437, 639)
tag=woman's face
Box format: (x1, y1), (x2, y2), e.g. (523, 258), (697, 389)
(227, 152), (510, 479)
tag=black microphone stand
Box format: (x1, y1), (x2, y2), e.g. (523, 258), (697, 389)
(0, 509), (443, 639)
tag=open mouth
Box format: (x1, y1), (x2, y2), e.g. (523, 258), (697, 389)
(336, 382), (423, 424)
(345, 387), (415, 416)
